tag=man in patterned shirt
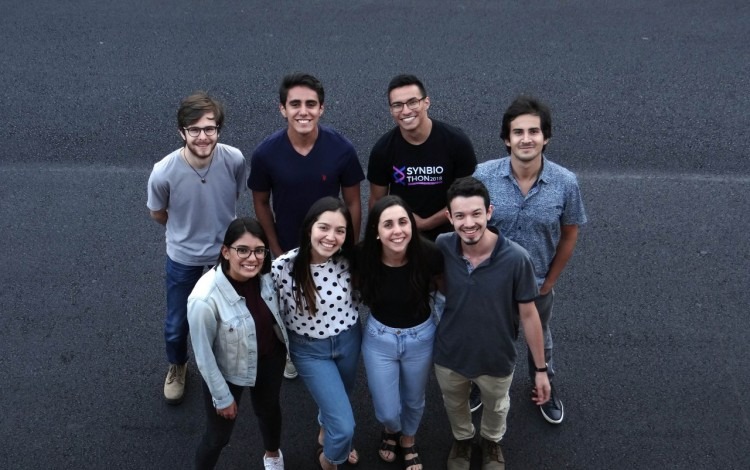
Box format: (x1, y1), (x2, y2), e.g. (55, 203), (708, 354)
(473, 96), (587, 425)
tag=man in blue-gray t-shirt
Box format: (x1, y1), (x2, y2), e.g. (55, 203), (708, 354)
(147, 92), (246, 405)
(474, 96), (587, 425)
(434, 177), (550, 470)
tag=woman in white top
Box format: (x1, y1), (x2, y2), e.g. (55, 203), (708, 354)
(272, 197), (361, 470)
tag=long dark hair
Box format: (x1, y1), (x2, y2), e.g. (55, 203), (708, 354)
(355, 195), (436, 317)
(218, 217), (272, 275)
(292, 197), (355, 315)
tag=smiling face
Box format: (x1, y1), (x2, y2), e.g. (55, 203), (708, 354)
(388, 84), (430, 133)
(504, 114), (549, 164)
(309, 210), (347, 264)
(280, 85), (324, 138)
(377, 205), (413, 260)
(447, 196), (493, 246)
(180, 112), (219, 161)
(221, 232), (266, 282)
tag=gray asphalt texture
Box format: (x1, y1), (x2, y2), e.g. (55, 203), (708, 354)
(1, 1), (749, 469)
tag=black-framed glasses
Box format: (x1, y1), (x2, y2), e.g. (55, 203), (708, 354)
(183, 126), (220, 137)
(229, 246), (269, 259)
(389, 97), (425, 112)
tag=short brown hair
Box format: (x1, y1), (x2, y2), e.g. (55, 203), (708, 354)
(177, 91), (225, 130)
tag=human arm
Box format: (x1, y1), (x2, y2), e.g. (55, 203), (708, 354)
(342, 183), (362, 242)
(413, 207), (450, 232)
(187, 297), (236, 410)
(519, 301), (551, 404)
(149, 209), (168, 226)
(368, 183), (388, 211)
(252, 190), (284, 258)
(540, 224), (579, 295)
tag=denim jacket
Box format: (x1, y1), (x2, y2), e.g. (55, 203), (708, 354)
(187, 267), (288, 409)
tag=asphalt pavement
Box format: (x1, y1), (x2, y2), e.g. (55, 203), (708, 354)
(1, 1), (749, 469)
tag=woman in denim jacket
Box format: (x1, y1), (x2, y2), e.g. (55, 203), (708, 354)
(188, 217), (289, 470)
(353, 195), (443, 470)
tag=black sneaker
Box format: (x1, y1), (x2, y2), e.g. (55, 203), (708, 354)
(539, 385), (564, 424)
(469, 382), (483, 412)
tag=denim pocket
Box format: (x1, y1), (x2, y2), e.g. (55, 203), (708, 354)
(365, 320), (381, 338)
(413, 322), (436, 343)
(221, 319), (241, 344)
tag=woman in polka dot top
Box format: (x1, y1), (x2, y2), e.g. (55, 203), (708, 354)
(271, 197), (362, 470)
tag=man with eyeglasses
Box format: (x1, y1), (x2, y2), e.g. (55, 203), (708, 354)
(367, 74), (477, 241)
(248, 72), (364, 380)
(147, 92), (246, 405)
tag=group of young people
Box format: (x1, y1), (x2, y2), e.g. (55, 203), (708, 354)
(146, 73), (587, 470)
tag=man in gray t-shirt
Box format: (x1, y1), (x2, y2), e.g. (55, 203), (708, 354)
(434, 177), (550, 470)
(147, 92), (246, 405)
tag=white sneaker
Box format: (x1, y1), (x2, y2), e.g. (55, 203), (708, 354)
(283, 357), (298, 379)
(263, 449), (284, 470)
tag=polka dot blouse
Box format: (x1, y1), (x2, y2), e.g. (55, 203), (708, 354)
(272, 248), (360, 339)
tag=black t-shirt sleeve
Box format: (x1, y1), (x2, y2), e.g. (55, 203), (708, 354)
(450, 127), (478, 178)
(367, 130), (395, 186)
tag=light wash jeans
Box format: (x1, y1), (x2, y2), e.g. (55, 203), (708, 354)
(164, 256), (207, 364)
(361, 314), (435, 436)
(288, 324), (362, 465)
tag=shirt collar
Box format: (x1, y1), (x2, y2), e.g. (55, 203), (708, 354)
(452, 226), (503, 257)
(501, 155), (549, 184)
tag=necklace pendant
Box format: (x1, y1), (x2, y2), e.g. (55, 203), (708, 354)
(201, 178), (206, 184)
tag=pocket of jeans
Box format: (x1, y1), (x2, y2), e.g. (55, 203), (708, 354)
(414, 323), (436, 343)
(365, 320), (380, 338)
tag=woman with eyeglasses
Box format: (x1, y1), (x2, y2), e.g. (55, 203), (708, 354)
(271, 197), (361, 470)
(353, 195), (443, 470)
(188, 217), (289, 470)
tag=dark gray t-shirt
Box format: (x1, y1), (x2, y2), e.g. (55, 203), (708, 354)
(434, 229), (538, 378)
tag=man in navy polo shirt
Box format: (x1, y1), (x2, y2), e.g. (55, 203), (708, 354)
(474, 96), (587, 425)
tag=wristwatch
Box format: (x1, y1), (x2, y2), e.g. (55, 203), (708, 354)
(534, 363), (549, 373)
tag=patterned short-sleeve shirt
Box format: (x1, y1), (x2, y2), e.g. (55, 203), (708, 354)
(272, 249), (360, 339)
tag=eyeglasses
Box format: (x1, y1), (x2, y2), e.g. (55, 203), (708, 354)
(389, 97), (425, 112)
(183, 126), (220, 137)
(229, 246), (269, 259)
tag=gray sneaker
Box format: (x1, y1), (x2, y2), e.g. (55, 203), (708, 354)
(164, 363), (187, 405)
(480, 437), (505, 470)
(447, 438), (473, 470)
(283, 356), (298, 379)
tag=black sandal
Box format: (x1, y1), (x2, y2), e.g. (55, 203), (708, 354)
(378, 430), (400, 463)
(400, 443), (422, 470)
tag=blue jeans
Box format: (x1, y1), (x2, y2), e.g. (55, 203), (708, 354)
(164, 256), (207, 365)
(288, 324), (362, 465)
(527, 289), (555, 382)
(361, 315), (435, 436)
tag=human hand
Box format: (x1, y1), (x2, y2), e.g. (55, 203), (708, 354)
(532, 374), (551, 405)
(216, 401), (238, 420)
